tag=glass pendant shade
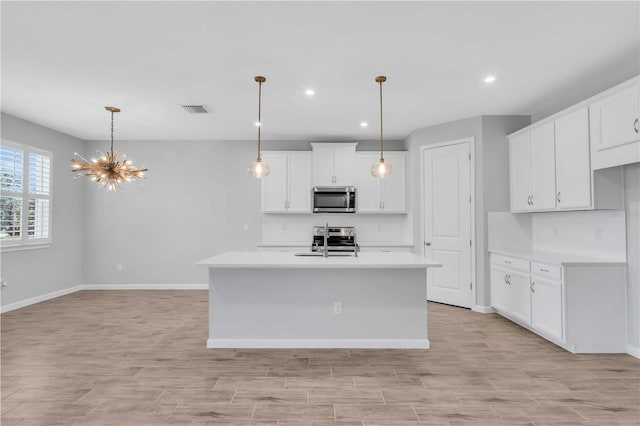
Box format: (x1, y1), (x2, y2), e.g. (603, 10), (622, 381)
(248, 158), (270, 178)
(371, 158), (392, 178)
(371, 75), (391, 178)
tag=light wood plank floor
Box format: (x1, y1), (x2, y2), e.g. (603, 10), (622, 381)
(1, 290), (638, 425)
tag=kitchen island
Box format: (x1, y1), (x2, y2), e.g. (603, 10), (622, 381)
(196, 251), (441, 349)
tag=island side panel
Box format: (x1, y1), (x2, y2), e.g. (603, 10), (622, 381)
(208, 267), (428, 348)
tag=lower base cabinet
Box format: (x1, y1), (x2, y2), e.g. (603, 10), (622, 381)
(490, 252), (626, 353)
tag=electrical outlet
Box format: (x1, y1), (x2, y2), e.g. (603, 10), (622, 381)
(595, 228), (603, 240)
(333, 301), (342, 314)
(116, 264), (124, 272)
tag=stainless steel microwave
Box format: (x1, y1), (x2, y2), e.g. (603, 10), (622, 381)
(313, 186), (356, 213)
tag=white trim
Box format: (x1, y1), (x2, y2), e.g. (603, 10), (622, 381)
(83, 284), (208, 291)
(472, 305), (496, 314)
(628, 344), (640, 359)
(0, 284), (208, 313)
(1, 285), (83, 313)
(420, 137), (477, 309)
(207, 338), (430, 349)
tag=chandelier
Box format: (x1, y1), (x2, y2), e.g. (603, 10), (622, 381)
(71, 107), (148, 191)
(248, 76), (270, 178)
(371, 76), (392, 178)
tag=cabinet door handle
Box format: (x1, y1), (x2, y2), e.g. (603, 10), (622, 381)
(504, 274), (508, 284)
(526, 195), (531, 206)
(504, 260), (512, 264)
(635, 118), (639, 134)
(531, 281), (535, 293)
(506, 274), (511, 284)
(424, 242), (431, 246)
(530, 195), (534, 206)
(557, 192), (561, 204)
(540, 268), (549, 273)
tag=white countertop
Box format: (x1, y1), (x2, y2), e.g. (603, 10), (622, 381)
(490, 249), (626, 266)
(197, 251), (441, 269)
(258, 242), (415, 248)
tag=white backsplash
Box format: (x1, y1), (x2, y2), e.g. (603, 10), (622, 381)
(261, 213), (414, 245)
(488, 209), (627, 261)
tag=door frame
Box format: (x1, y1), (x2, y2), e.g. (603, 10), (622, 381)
(420, 137), (477, 309)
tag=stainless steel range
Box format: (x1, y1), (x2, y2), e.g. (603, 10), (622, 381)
(311, 225), (358, 255)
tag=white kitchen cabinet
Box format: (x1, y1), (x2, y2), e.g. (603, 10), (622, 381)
(489, 252), (626, 353)
(530, 265), (563, 343)
(311, 143), (356, 186)
(261, 152), (312, 213)
(355, 152), (407, 213)
(509, 132), (532, 212)
(555, 108), (591, 210)
(490, 265), (510, 314)
(509, 103), (624, 213)
(509, 122), (556, 212)
(489, 255), (530, 326)
(590, 77), (640, 170)
(504, 269), (531, 326)
(530, 123), (557, 210)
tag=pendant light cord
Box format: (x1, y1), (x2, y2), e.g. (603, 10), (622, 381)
(257, 80), (262, 161)
(110, 110), (115, 156)
(379, 79), (384, 161)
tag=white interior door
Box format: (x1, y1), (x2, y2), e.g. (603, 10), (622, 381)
(423, 142), (472, 308)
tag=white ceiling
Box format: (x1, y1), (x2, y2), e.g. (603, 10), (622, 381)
(2, 1), (639, 142)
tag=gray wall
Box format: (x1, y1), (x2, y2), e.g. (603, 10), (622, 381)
(405, 115), (530, 308)
(82, 140), (262, 285)
(624, 163), (640, 350)
(0, 113), (85, 306)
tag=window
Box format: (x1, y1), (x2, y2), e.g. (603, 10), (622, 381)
(1, 141), (52, 250)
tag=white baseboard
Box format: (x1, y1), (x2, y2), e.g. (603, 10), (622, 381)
(472, 305), (496, 314)
(628, 344), (640, 359)
(1, 284), (208, 313)
(207, 338), (430, 349)
(1, 285), (84, 313)
(84, 284), (208, 290)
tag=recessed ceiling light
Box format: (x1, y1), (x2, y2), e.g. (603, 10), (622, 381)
(305, 89), (315, 96)
(360, 122), (368, 127)
(484, 75), (497, 84)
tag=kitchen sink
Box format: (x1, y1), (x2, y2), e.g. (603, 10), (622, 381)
(294, 252), (355, 257)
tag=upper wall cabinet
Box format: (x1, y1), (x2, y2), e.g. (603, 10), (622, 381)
(509, 122), (557, 212)
(261, 152), (312, 213)
(589, 77), (640, 170)
(508, 77), (636, 213)
(555, 108), (591, 209)
(355, 152), (408, 214)
(311, 143), (356, 186)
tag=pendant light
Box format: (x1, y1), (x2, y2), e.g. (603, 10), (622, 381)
(71, 107), (148, 191)
(371, 75), (392, 178)
(248, 76), (270, 178)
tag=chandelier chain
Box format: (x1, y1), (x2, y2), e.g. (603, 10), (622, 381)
(110, 110), (115, 156)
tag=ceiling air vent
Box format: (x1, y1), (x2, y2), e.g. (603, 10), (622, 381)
(181, 104), (209, 114)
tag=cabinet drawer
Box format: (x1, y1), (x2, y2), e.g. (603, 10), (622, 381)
(491, 254), (529, 272)
(531, 261), (562, 281)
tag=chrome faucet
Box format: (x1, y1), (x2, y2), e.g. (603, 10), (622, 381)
(323, 222), (329, 257)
